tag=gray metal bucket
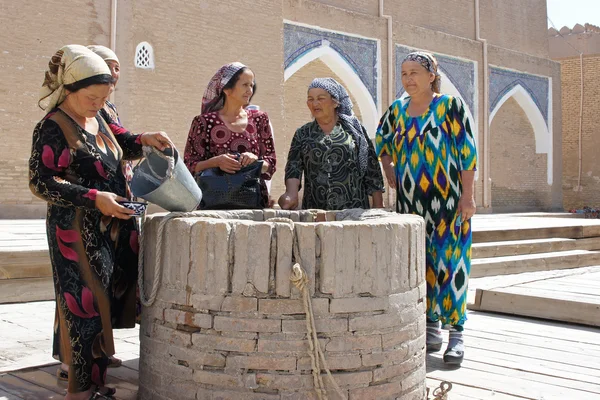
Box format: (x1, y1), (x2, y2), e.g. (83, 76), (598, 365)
(131, 146), (202, 212)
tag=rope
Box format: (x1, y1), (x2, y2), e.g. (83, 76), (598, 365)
(137, 211), (198, 307)
(428, 381), (452, 400)
(268, 217), (346, 400)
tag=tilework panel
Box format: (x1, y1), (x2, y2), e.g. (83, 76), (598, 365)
(284, 23), (379, 105)
(489, 66), (549, 125)
(395, 45), (476, 113)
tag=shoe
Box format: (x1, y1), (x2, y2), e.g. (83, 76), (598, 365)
(90, 386), (116, 399)
(426, 320), (443, 353)
(443, 329), (464, 365)
(56, 367), (68, 381)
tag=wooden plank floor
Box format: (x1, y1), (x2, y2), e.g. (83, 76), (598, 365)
(471, 266), (600, 327)
(1, 311), (599, 400)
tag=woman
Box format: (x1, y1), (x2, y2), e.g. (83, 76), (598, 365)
(52, 45), (147, 384)
(279, 78), (384, 210)
(184, 62), (276, 207)
(375, 52), (477, 365)
(30, 45), (172, 400)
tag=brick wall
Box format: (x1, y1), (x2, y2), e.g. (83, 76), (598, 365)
(490, 97), (552, 211)
(1, 0), (562, 216)
(0, 0), (111, 217)
(560, 55), (600, 209)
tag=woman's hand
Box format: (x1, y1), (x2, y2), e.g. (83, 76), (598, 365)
(278, 191), (299, 210)
(95, 191), (134, 219)
(380, 154), (396, 189)
(216, 154), (241, 174)
(140, 131), (174, 151)
(457, 195), (476, 222)
(239, 152), (258, 167)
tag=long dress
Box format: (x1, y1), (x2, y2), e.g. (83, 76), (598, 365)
(183, 109), (277, 205)
(375, 94), (477, 326)
(284, 120), (384, 210)
(29, 108), (142, 393)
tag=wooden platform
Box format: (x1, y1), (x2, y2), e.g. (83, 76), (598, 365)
(1, 311), (599, 400)
(470, 266), (600, 327)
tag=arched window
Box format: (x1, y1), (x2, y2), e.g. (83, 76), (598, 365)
(135, 42), (154, 70)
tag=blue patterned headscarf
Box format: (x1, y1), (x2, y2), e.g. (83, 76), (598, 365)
(308, 78), (368, 175)
(402, 51), (441, 93)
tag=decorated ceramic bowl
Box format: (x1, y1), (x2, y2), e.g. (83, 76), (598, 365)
(118, 201), (148, 216)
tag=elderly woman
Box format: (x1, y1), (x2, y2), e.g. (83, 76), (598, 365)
(375, 52), (477, 365)
(30, 45), (172, 400)
(184, 62), (276, 207)
(279, 78), (384, 210)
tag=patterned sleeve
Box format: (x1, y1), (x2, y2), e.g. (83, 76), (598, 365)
(449, 96), (477, 171)
(99, 102), (143, 160)
(29, 120), (98, 209)
(183, 115), (210, 174)
(255, 111), (277, 180)
(375, 101), (399, 159)
(284, 127), (304, 182)
(362, 126), (386, 195)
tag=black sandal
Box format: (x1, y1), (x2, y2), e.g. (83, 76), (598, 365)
(91, 387), (116, 399)
(56, 367), (68, 381)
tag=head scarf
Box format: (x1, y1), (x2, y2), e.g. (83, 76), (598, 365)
(87, 45), (120, 64)
(402, 51), (441, 93)
(308, 77), (368, 175)
(38, 45), (111, 111)
(201, 62), (246, 114)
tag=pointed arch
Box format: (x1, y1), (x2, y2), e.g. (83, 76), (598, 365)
(489, 84), (552, 184)
(284, 43), (379, 136)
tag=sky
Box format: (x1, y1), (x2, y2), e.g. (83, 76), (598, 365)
(547, 0), (600, 29)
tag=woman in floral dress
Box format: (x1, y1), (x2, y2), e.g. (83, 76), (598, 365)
(184, 62), (276, 207)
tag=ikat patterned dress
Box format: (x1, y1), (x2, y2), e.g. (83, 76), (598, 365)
(375, 94), (477, 326)
(29, 108), (142, 393)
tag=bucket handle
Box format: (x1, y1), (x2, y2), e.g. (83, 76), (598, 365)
(142, 146), (175, 181)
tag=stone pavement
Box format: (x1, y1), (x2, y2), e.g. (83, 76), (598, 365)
(0, 301), (139, 374)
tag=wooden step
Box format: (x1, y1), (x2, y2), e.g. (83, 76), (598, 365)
(470, 266), (600, 327)
(473, 236), (600, 258)
(471, 249), (600, 278)
(0, 248), (51, 279)
(473, 218), (600, 243)
(0, 277), (54, 304)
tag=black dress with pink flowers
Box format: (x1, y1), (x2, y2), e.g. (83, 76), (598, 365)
(29, 108), (142, 394)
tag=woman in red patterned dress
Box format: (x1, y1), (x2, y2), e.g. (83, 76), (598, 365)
(183, 62), (276, 206)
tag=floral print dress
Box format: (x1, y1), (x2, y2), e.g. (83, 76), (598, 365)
(29, 108), (142, 393)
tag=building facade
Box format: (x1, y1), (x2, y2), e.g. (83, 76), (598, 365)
(0, 0), (562, 217)
(549, 23), (600, 210)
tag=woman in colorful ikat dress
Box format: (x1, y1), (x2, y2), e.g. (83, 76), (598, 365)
(278, 78), (385, 210)
(29, 45), (172, 400)
(184, 62), (276, 206)
(375, 52), (477, 365)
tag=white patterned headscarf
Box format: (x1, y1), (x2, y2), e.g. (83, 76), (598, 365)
(308, 77), (368, 175)
(87, 45), (120, 65)
(201, 62), (247, 114)
(38, 45), (112, 111)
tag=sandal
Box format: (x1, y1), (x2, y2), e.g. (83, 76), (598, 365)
(89, 393), (113, 400)
(92, 387), (116, 398)
(56, 367), (68, 382)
